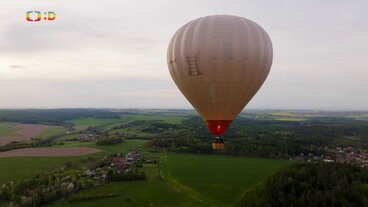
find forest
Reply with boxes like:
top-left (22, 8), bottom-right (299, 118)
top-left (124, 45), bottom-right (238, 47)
top-left (152, 116), bottom-right (368, 159)
top-left (241, 162), bottom-right (368, 207)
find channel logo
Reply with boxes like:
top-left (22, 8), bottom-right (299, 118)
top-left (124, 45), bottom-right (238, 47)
top-left (26, 11), bottom-right (56, 22)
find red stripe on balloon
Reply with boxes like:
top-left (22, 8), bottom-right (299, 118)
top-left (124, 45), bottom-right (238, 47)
top-left (205, 120), bottom-right (232, 136)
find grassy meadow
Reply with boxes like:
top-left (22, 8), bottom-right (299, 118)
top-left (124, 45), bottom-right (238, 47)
top-left (161, 153), bottom-right (291, 206)
top-left (56, 139), bottom-right (150, 154)
top-left (67, 118), bottom-right (122, 131)
top-left (125, 114), bottom-right (185, 124)
top-left (0, 123), bottom-right (16, 136)
top-left (37, 126), bottom-right (67, 138)
top-left (0, 156), bottom-right (84, 186)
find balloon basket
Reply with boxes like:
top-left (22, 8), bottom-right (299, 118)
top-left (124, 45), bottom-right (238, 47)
top-left (212, 137), bottom-right (225, 150)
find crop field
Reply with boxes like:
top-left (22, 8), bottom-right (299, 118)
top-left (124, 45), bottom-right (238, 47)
top-left (126, 114), bottom-right (185, 124)
top-left (0, 147), bottom-right (101, 157)
top-left (94, 114), bottom-right (187, 138)
top-left (0, 123), bottom-right (67, 145)
top-left (67, 118), bottom-right (122, 131)
top-left (37, 126), bottom-right (67, 138)
top-left (0, 156), bottom-right (85, 186)
top-left (161, 153), bottom-right (291, 206)
top-left (0, 123), bottom-right (16, 137)
top-left (274, 117), bottom-right (306, 121)
top-left (56, 139), bottom-right (149, 154)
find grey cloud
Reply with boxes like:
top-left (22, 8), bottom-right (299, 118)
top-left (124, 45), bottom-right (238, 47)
top-left (9, 65), bottom-right (25, 69)
top-left (0, 0), bottom-right (367, 110)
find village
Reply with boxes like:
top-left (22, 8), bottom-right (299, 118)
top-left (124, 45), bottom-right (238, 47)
top-left (0, 150), bottom-right (154, 207)
top-left (83, 150), bottom-right (146, 184)
top-left (295, 146), bottom-right (368, 168)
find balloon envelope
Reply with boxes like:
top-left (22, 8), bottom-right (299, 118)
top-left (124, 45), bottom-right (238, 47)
top-left (167, 15), bottom-right (273, 136)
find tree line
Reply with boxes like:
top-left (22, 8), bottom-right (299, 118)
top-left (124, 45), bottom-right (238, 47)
top-left (241, 162), bottom-right (368, 207)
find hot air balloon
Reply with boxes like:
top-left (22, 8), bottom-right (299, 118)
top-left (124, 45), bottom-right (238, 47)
top-left (167, 15), bottom-right (273, 149)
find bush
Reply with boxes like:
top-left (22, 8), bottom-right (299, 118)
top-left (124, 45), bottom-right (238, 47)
top-left (96, 136), bottom-right (124, 145)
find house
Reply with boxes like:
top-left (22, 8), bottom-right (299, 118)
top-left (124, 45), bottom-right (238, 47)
top-left (78, 134), bottom-right (96, 141)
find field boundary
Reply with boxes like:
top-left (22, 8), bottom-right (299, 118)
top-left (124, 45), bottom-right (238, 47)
top-left (160, 153), bottom-right (221, 207)
top-left (0, 147), bottom-right (101, 157)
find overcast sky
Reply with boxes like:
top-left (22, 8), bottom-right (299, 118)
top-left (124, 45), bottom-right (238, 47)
top-left (0, 0), bottom-right (367, 110)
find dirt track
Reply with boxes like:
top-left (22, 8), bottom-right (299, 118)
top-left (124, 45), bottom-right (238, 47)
top-left (0, 147), bottom-right (101, 157)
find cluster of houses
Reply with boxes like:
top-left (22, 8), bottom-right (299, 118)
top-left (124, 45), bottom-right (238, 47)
top-left (82, 151), bottom-right (142, 183)
top-left (295, 146), bottom-right (368, 168)
top-left (1, 151), bottom-right (145, 206)
top-left (325, 146), bottom-right (368, 167)
top-left (77, 134), bottom-right (97, 142)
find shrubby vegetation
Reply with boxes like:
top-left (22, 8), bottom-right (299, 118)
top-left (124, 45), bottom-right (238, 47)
top-left (141, 122), bottom-right (179, 133)
top-left (96, 135), bottom-right (124, 145)
top-left (0, 167), bottom-right (94, 207)
top-left (0, 135), bottom-right (65, 153)
top-left (107, 169), bottom-right (145, 181)
top-left (241, 162), bottom-right (368, 207)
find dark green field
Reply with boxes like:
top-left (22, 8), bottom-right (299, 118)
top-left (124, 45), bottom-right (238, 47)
top-left (0, 123), bottom-right (16, 137)
top-left (162, 153), bottom-right (290, 206)
top-left (50, 152), bottom-right (289, 207)
top-left (0, 156), bottom-right (85, 186)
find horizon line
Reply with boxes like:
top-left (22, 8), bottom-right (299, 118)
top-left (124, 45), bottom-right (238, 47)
top-left (0, 107), bottom-right (367, 112)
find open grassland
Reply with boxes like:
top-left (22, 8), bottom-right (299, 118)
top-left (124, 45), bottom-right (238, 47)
top-left (67, 118), bottom-right (122, 131)
top-left (56, 139), bottom-right (149, 154)
top-left (65, 114), bottom-right (185, 139)
top-left (269, 112), bottom-right (307, 121)
top-left (270, 111), bottom-right (300, 117)
top-left (125, 114), bottom-right (185, 124)
top-left (37, 126), bottom-right (66, 138)
top-left (162, 153), bottom-right (291, 207)
top-left (274, 117), bottom-right (306, 121)
top-left (0, 156), bottom-right (86, 186)
top-left (0, 123), bottom-right (16, 136)
top-left (0, 147), bottom-right (101, 157)
top-left (352, 114), bottom-right (368, 120)
top-left (102, 114), bottom-right (186, 138)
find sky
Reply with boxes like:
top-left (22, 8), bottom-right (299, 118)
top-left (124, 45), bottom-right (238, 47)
top-left (0, 0), bottom-right (367, 110)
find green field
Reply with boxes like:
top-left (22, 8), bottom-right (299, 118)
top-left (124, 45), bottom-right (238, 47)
top-left (38, 126), bottom-right (67, 138)
top-left (0, 156), bottom-right (84, 186)
top-left (50, 152), bottom-right (290, 207)
top-left (162, 153), bottom-right (291, 206)
top-left (67, 118), bottom-right (123, 131)
top-left (57, 139), bottom-right (149, 154)
top-left (126, 114), bottom-right (185, 124)
top-left (274, 117), bottom-right (306, 121)
top-left (0, 123), bottom-right (16, 136)
top-left (96, 114), bottom-right (186, 138)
